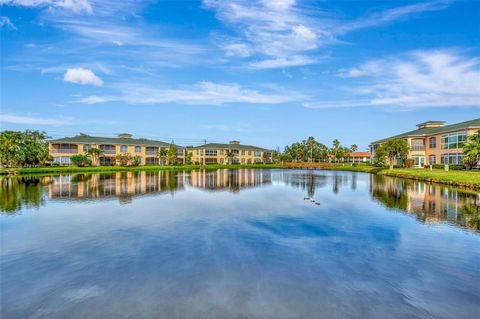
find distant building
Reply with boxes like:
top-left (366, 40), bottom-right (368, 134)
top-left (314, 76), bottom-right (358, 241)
top-left (49, 133), bottom-right (184, 165)
top-left (370, 119), bottom-right (480, 167)
top-left (188, 141), bottom-right (273, 165)
top-left (346, 152), bottom-right (371, 163)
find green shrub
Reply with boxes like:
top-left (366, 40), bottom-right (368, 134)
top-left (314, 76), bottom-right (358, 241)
top-left (70, 155), bottom-right (92, 167)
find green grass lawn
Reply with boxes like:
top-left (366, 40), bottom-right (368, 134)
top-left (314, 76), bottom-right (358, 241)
top-left (0, 163), bottom-right (282, 175)
top-left (323, 164), bottom-right (480, 190)
top-left (377, 168), bottom-right (480, 188)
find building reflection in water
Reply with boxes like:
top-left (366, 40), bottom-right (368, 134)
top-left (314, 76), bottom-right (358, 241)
top-left (189, 169), bottom-right (271, 193)
top-left (370, 174), bottom-right (480, 232)
top-left (49, 169), bottom-right (271, 202)
top-left (2, 169), bottom-right (478, 232)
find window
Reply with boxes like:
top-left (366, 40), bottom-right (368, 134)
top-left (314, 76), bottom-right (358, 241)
top-left (429, 137), bottom-right (436, 149)
top-left (442, 133), bottom-right (467, 150)
top-left (52, 143), bottom-right (78, 154)
top-left (205, 149), bottom-right (217, 156)
top-left (219, 149), bottom-right (224, 155)
top-left (220, 158), bottom-right (224, 164)
top-left (135, 146), bottom-right (141, 153)
top-left (248, 151), bottom-right (252, 156)
top-left (241, 158), bottom-right (245, 164)
top-left (99, 144), bottom-right (116, 154)
top-left (145, 157), bottom-right (159, 165)
top-left (429, 155), bottom-right (436, 164)
top-left (83, 144), bottom-right (91, 152)
top-left (53, 156), bottom-right (71, 164)
top-left (254, 151), bottom-right (261, 157)
top-left (241, 150), bottom-right (245, 155)
top-left (441, 153), bottom-right (465, 164)
top-left (120, 145), bottom-right (128, 153)
top-left (145, 147), bottom-right (158, 155)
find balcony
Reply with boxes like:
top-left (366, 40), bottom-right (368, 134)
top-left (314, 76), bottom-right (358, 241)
top-left (50, 144), bottom-right (78, 154)
top-left (411, 146), bottom-right (426, 152)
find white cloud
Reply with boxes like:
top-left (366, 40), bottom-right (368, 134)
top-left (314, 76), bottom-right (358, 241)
top-left (76, 81), bottom-right (305, 105)
top-left (63, 67), bottom-right (103, 86)
top-left (330, 50), bottom-right (480, 109)
top-left (338, 0), bottom-right (453, 33)
top-left (0, 0), bottom-right (93, 13)
top-left (204, 0), bottom-right (452, 69)
top-left (0, 113), bottom-right (73, 126)
top-left (222, 42), bottom-right (252, 57)
top-left (0, 16), bottom-right (16, 29)
top-left (249, 55), bottom-right (317, 69)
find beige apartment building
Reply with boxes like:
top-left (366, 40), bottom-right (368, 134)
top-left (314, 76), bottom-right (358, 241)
top-left (49, 133), bottom-right (184, 165)
top-left (370, 119), bottom-right (480, 167)
top-left (188, 141), bottom-right (273, 165)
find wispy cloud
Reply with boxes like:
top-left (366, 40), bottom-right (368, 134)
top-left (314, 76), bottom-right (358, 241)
top-left (0, 16), bottom-right (16, 29)
top-left (76, 81), bottom-right (305, 105)
top-left (204, 0), bottom-right (453, 69)
top-left (337, 0), bottom-right (453, 33)
top-left (63, 67), bottom-right (103, 86)
top-left (0, 0), bottom-right (93, 14)
top-left (310, 50), bottom-right (480, 109)
top-left (0, 113), bottom-right (73, 126)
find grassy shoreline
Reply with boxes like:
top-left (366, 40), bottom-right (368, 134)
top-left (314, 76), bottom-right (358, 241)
top-left (0, 164), bottom-right (282, 175)
top-left (322, 165), bottom-right (480, 190)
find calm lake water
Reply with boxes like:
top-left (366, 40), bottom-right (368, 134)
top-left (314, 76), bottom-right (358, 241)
top-left (1, 169), bottom-right (479, 319)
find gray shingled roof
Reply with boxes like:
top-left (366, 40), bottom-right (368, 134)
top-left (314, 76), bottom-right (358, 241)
top-left (371, 118), bottom-right (480, 144)
top-left (190, 143), bottom-right (272, 152)
top-left (50, 135), bottom-right (176, 147)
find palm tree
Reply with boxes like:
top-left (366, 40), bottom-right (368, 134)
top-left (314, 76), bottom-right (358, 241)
top-left (332, 139), bottom-right (340, 162)
top-left (158, 148), bottom-right (168, 165)
top-left (350, 144), bottom-right (358, 152)
top-left (225, 150), bottom-right (235, 164)
top-left (462, 131), bottom-right (480, 169)
top-left (306, 136), bottom-right (316, 162)
top-left (85, 147), bottom-right (103, 166)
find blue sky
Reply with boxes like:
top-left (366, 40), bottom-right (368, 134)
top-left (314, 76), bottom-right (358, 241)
top-left (1, 0), bottom-right (479, 150)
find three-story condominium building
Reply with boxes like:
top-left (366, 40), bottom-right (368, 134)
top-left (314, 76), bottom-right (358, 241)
top-left (49, 133), bottom-right (184, 165)
top-left (370, 119), bottom-right (480, 167)
top-left (188, 141), bottom-right (273, 165)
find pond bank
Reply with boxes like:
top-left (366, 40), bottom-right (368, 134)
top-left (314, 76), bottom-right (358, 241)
top-left (321, 165), bottom-right (480, 191)
top-left (0, 164), bottom-right (282, 176)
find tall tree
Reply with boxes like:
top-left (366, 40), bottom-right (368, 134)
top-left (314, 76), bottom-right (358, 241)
top-left (462, 130), bottom-right (480, 170)
top-left (379, 138), bottom-right (410, 169)
top-left (167, 143), bottom-right (179, 165)
top-left (306, 136), bottom-right (316, 162)
top-left (350, 144), bottom-right (358, 152)
top-left (331, 139), bottom-right (340, 162)
top-left (184, 151), bottom-right (193, 165)
top-left (225, 150), bottom-right (236, 164)
top-left (0, 130), bottom-right (50, 167)
top-left (158, 148), bottom-right (168, 165)
top-left (85, 147), bottom-right (103, 166)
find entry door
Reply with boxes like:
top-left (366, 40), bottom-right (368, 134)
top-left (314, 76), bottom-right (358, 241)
top-left (418, 156), bottom-right (425, 168)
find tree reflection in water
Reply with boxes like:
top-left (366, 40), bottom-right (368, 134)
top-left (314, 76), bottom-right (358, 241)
top-left (370, 174), bottom-right (480, 232)
top-left (1, 169), bottom-right (478, 232)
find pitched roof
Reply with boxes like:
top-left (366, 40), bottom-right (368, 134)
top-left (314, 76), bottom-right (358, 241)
top-left (190, 143), bottom-right (272, 152)
top-left (349, 152), bottom-right (370, 157)
top-left (371, 118), bottom-right (480, 144)
top-left (49, 135), bottom-right (174, 147)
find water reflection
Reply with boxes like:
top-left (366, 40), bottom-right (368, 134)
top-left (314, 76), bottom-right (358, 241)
top-left (371, 174), bottom-right (480, 231)
top-left (0, 169), bottom-right (272, 211)
top-left (0, 177), bottom-right (49, 213)
top-left (1, 169), bottom-right (479, 319)
top-left (1, 169), bottom-right (479, 232)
